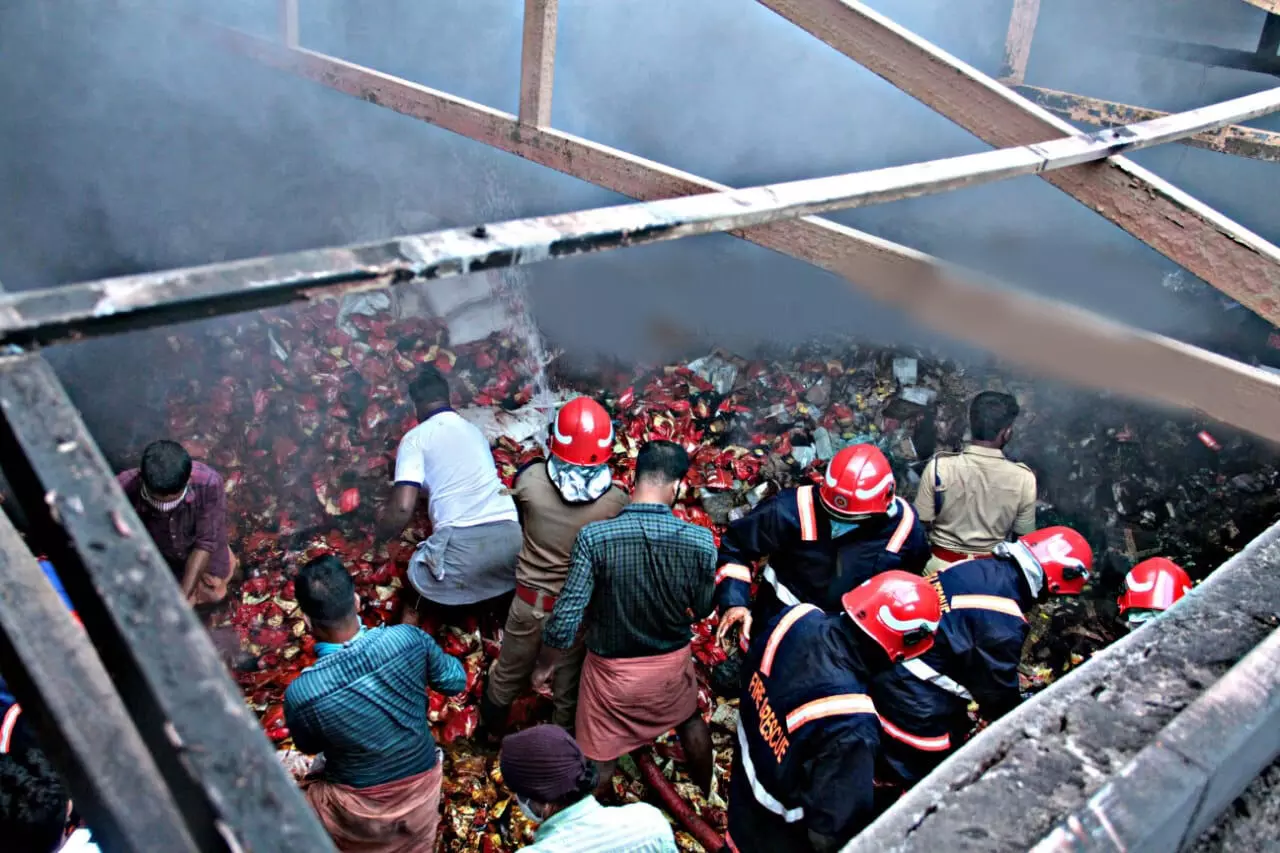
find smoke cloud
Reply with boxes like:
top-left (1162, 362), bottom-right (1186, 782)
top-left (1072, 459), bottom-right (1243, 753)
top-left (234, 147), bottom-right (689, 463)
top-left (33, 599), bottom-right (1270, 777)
top-left (0, 0), bottom-right (1277, 459)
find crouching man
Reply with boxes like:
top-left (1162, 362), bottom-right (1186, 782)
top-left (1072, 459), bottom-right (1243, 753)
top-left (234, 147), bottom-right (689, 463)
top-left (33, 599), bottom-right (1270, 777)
top-left (285, 555), bottom-right (466, 853)
top-left (727, 572), bottom-right (943, 852)
top-left (500, 725), bottom-right (677, 852)
top-left (117, 440), bottom-right (237, 606)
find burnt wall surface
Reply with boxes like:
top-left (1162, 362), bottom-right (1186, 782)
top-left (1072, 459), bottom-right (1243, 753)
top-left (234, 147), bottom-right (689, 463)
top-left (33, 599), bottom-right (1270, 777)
top-left (848, 521), bottom-right (1280, 853)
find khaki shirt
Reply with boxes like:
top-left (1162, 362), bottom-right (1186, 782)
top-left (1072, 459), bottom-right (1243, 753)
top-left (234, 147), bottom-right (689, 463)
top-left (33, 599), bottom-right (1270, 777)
top-left (914, 445), bottom-right (1036, 553)
top-left (512, 462), bottom-right (629, 595)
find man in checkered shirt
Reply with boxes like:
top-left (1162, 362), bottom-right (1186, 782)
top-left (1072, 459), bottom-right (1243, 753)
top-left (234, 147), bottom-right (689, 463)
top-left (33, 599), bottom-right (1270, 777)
top-left (542, 441), bottom-right (717, 795)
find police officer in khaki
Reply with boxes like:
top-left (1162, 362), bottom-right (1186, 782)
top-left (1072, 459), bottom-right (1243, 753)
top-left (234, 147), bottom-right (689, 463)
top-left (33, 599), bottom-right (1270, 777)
top-left (914, 391), bottom-right (1036, 575)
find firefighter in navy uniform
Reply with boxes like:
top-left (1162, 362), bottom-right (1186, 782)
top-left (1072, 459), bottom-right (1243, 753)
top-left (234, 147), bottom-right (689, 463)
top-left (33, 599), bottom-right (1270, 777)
top-left (715, 444), bottom-right (929, 649)
top-left (870, 526), bottom-right (1094, 788)
top-left (726, 570), bottom-right (943, 852)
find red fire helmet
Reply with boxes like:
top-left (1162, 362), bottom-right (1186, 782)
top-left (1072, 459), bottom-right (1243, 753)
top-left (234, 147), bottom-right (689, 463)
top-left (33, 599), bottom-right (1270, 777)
top-left (1117, 557), bottom-right (1191, 616)
top-left (819, 444), bottom-right (896, 519)
top-left (549, 397), bottom-right (615, 467)
top-left (1019, 526), bottom-right (1093, 595)
top-left (841, 570), bottom-right (943, 664)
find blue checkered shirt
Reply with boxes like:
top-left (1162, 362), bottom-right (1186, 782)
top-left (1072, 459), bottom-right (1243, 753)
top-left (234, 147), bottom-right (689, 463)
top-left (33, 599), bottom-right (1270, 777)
top-left (284, 625), bottom-right (466, 787)
top-left (543, 503), bottom-right (717, 658)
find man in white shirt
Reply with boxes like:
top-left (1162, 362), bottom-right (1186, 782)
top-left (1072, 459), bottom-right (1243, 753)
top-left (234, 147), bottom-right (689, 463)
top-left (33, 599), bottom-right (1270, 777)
top-left (378, 366), bottom-right (521, 622)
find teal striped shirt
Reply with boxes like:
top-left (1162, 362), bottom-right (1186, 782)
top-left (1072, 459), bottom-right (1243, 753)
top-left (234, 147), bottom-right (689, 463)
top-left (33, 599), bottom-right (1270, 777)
top-left (284, 625), bottom-right (465, 787)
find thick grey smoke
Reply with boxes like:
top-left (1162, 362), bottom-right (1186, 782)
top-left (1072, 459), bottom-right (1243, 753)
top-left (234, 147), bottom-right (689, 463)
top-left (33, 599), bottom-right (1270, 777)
top-left (0, 0), bottom-right (1277, 457)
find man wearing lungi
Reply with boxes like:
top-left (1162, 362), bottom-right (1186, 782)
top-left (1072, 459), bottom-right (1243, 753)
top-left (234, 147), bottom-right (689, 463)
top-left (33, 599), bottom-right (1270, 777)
top-left (286, 555), bottom-right (467, 852)
top-left (378, 366), bottom-right (521, 624)
top-left (542, 440), bottom-right (717, 795)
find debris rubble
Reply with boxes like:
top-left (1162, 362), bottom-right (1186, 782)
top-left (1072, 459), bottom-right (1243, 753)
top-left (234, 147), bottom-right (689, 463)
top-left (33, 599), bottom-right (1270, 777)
top-left (159, 300), bottom-right (1280, 851)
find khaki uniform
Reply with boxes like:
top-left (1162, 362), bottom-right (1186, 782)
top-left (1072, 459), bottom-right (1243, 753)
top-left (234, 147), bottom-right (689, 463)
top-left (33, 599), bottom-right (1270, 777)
top-left (914, 445), bottom-right (1036, 575)
top-left (487, 462), bottom-right (628, 727)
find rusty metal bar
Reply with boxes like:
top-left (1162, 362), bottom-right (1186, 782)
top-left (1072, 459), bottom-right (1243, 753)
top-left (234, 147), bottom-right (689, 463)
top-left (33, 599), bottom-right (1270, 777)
top-left (755, 0), bottom-right (1280, 327)
top-left (4, 83), bottom-right (1279, 347)
top-left (278, 0), bottom-right (298, 48)
top-left (0, 353), bottom-right (336, 853)
top-left (999, 0), bottom-right (1040, 83)
top-left (21, 30), bottom-right (1280, 446)
top-left (0, 511), bottom-right (199, 853)
top-left (518, 0), bottom-right (558, 126)
top-left (1009, 83), bottom-right (1280, 163)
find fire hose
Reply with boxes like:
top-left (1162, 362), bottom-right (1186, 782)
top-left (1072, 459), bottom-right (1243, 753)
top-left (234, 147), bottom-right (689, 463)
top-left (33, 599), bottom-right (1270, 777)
top-left (636, 750), bottom-right (727, 852)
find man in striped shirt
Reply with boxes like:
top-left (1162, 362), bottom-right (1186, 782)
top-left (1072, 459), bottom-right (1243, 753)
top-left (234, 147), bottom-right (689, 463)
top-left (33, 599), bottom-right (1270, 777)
top-left (285, 555), bottom-right (466, 852)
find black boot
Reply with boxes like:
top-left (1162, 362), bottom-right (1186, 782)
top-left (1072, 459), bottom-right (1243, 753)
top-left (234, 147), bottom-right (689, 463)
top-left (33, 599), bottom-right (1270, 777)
top-left (478, 689), bottom-right (510, 740)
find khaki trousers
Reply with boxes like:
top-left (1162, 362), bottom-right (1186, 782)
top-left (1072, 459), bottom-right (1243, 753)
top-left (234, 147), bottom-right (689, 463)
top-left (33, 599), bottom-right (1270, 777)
top-left (486, 593), bottom-right (586, 729)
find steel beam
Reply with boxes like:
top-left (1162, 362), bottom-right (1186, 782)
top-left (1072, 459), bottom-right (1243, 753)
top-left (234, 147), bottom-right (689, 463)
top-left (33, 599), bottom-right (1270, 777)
top-left (4, 84), bottom-right (1280, 346)
top-left (999, 0), bottom-right (1040, 83)
top-left (0, 353), bottom-right (335, 853)
top-left (755, 0), bottom-right (1280, 326)
top-left (518, 0), bottom-right (558, 126)
top-left (0, 512), bottom-right (199, 853)
top-left (59, 32), bottom-right (1280, 444)
top-left (1010, 83), bottom-right (1280, 163)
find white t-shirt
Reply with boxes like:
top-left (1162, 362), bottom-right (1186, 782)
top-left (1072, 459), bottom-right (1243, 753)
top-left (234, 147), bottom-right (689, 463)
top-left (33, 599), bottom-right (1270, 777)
top-left (393, 410), bottom-right (517, 530)
top-left (60, 829), bottom-right (101, 852)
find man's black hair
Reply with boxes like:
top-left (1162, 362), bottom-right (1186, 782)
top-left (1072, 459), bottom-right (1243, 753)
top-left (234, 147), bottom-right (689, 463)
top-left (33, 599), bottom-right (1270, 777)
top-left (970, 391), bottom-right (1020, 442)
top-left (407, 366), bottom-right (450, 410)
top-left (296, 554), bottom-right (357, 630)
top-left (634, 440), bottom-right (690, 485)
top-left (0, 748), bottom-right (69, 853)
top-left (140, 439), bottom-right (192, 495)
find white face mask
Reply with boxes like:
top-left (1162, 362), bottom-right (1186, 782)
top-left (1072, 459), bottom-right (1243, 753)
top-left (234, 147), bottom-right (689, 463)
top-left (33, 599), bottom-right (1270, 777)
top-left (141, 484), bottom-right (187, 512)
top-left (516, 795), bottom-right (545, 826)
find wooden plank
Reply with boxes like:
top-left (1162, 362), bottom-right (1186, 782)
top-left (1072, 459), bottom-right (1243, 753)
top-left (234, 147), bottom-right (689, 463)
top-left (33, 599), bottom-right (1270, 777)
top-left (0, 513), bottom-right (199, 853)
top-left (163, 31), bottom-right (1280, 443)
top-left (5, 84), bottom-right (1280, 347)
top-left (518, 0), bottom-right (558, 126)
top-left (278, 0), bottom-right (298, 48)
top-left (1010, 83), bottom-right (1280, 163)
top-left (999, 0), bottom-right (1040, 83)
top-left (755, 0), bottom-right (1280, 327)
top-left (1243, 0), bottom-right (1280, 16)
top-left (0, 353), bottom-right (336, 853)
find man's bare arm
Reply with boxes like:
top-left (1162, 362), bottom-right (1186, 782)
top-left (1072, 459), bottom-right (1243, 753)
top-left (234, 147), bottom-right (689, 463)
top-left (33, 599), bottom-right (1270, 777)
top-left (377, 484), bottom-right (420, 542)
top-left (181, 548), bottom-right (211, 600)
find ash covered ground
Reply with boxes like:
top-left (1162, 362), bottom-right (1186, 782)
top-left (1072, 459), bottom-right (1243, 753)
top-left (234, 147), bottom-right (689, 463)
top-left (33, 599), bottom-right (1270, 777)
top-left (151, 296), bottom-right (1280, 852)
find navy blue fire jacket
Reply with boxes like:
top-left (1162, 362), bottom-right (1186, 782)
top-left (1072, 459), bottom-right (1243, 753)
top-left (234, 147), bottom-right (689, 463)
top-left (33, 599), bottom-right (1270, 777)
top-left (727, 603), bottom-right (882, 852)
top-left (870, 555), bottom-right (1034, 786)
top-left (715, 485), bottom-right (929, 620)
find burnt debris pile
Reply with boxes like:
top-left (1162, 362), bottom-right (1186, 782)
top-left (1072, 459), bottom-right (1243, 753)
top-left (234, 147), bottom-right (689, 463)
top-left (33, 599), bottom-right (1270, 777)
top-left (155, 298), bottom-right (1280, 851)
